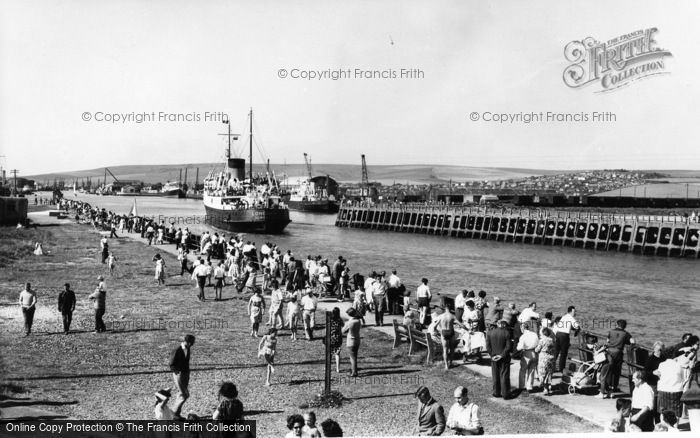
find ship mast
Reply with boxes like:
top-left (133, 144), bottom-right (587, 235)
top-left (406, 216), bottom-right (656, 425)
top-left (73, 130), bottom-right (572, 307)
top-left (249, 108), bottom-right (253, 180)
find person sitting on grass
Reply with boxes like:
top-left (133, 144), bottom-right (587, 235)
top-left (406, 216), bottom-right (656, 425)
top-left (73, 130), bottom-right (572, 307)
top-left (258, 328), bottom-right (278, 386)
top-left (212, 381), bottom-right (244, 421)
top-left (654, 410), bottom-right (679, 432)
top-left (154, 389), bottom-right (174, 420)
top-left (607, 398), bottom-right (631, 432)
top-left (320, 419), bottom-right (343, 437)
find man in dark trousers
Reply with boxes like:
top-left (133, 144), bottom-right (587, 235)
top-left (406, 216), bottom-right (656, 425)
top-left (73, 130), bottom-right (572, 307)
top-left (598, 319), bottom-right (635, 398)
top-left (555, 306), bottom-right (580, 372)
top-left (332, 256), bottom-right (344, 295)
top-left (88, 278), bottom-right (107, 333)
top-left (170, 334), bottom-right (195, 419)
top-left (100, 236), bottom-right (109, 264)
top-left (57, 283), bottom-right (76, 334)
top-left (486, 318), bottom-right (512, 398)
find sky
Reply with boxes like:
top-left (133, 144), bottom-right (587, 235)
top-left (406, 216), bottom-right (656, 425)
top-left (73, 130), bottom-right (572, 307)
top-left (2, 0), bottom-right (700, 176)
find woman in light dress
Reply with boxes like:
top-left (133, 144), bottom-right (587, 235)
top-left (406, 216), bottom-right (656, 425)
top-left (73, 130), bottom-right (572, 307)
top-left (286, 294), bottom-right (301, 341)
top-left (535, 327), bottom-right (557, 395)
top-left (258, 328), bottom-right (278, 386)
top-left (153, 254), bottom-right (166, 285)
top-left (248, 289), bottom-right (266, 337)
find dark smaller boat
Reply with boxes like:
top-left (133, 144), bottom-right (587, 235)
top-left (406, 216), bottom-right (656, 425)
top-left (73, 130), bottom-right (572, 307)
top-left (287, 154), bottom-right (339, 213)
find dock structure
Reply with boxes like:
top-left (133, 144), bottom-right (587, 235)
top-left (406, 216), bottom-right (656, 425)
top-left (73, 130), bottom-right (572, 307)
top-left (335, 203), bottom-right (700, 258)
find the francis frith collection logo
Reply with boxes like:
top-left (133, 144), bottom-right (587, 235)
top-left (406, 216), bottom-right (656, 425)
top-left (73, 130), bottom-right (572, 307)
top-left (563, 28), bottom-right (672, 92)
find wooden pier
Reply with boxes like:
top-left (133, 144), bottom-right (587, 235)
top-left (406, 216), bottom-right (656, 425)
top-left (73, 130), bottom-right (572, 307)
top-left (335, 204), bottom-right (700, 258)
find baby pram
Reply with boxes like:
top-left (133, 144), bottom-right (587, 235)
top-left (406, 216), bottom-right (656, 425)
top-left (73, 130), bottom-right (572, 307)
top-left (562, 356), bottom-right (605, 395)
top-left (313, 273), bottom-right (335, 297)
top-left (455, 329), bottom-right (486, 363)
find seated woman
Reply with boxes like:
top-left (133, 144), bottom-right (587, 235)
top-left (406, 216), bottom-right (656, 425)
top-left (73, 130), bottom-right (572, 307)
top-left (403, 304), bottom-right (420, 329)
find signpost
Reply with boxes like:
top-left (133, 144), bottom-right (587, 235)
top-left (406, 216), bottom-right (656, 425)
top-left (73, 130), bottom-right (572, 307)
top-left (324, 310), bottom-right (332, 395)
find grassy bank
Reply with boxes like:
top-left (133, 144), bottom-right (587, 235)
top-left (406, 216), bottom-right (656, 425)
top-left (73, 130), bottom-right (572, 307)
top-left (0, 222), bottom-right (599, 436)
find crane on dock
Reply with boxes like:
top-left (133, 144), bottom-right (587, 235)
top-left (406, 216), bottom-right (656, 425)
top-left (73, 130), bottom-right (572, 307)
top-left (361, 154), bottom-right (370, 198)
top-left (303, 153), bottom-right (313, 179)
top-left (99, 167), bottom-right (121, 194)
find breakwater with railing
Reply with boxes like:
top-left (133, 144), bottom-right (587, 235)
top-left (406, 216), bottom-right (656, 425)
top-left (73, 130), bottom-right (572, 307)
top-left (335, 204), bottom-right (700, 258)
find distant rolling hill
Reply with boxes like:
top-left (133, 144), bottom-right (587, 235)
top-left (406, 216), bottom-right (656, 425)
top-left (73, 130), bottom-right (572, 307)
top-left (27, 163), bottom-right (563, 186)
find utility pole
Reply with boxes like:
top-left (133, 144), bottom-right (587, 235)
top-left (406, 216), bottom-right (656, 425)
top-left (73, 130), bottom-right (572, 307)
top-left (11, 169), bottom-right (19, 194)
top-left (361, 154), bottom-right (369, 198)
top-left (0, 155), bottom-right (6, 185)
top-left (324, 311), bottom-right (332, 395)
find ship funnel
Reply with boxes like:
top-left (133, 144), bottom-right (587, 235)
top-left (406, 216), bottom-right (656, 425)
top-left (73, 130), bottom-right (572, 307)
top-left (228, 158), bottom-right (246, 180)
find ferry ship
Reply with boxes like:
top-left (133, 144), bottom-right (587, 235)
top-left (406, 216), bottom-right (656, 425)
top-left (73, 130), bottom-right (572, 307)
top-left (116, 181), bottom-right (184, 198)
top-left (202, 110), bottom-right (291, 234)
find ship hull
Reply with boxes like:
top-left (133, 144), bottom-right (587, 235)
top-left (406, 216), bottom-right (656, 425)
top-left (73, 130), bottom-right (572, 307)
top-left (204, 205), bottom-right (291, 234)
top-left (288, 199), bottom-right (339, 213)
top-left (115, 189), bottom-right (184, 198)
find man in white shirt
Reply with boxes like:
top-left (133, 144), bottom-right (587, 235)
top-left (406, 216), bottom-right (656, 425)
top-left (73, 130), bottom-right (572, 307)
top-left (416, 278), bottom-right (431, 326)
top-left (191, 259), bottom-right (209, 301)
top-left (516, 322), bottom-right (540, 392)
top-left (364, 272), bottom-right (376, 312)
top-left (181, 228), bottom-right (189, 249)
top-left (454, 289), bottom-right (469, 325)
top-left (555, 306), bottom-right (580, 372)
top-left (301, 290), bottom-right (317, 340)
top-left (19, 283), bottom-right (37, 336)
top-left (630, 371), bottom-right (655, 431)
top-left (446, 386), bottom-right (483, 435)
top-left (213, 262), bottom-right (226, 301)
top-left (242, 241), bottom-right (253, 256)
top-left (304, 255), bottom-right (313, 277)
top-left (386, 269), bottom-right (402, 314)
top-left (518, 302), bottom-right (539, 325)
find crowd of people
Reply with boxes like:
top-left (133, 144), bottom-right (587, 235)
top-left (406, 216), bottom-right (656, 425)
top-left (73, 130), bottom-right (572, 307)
top-left (14, 198), bottom-right (697, 434)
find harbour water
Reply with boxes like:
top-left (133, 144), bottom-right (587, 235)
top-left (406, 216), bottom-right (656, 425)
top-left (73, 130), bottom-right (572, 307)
top-left (70, 193), bottom-right (700, 343)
